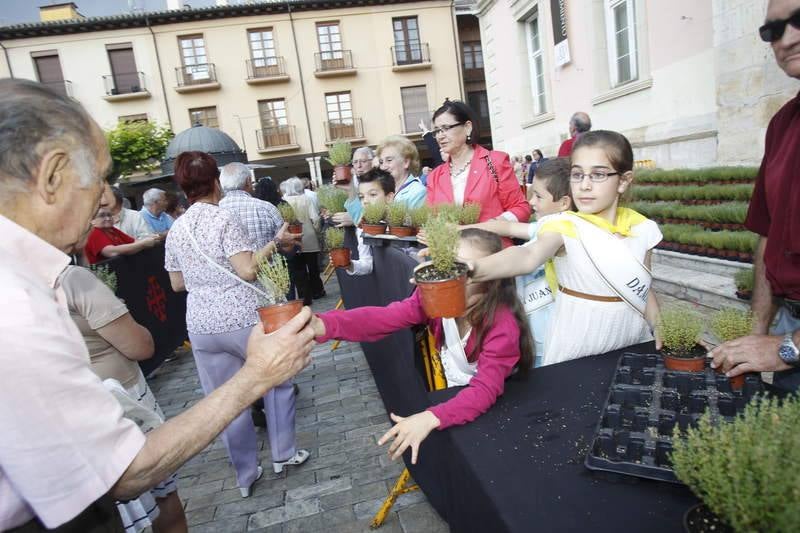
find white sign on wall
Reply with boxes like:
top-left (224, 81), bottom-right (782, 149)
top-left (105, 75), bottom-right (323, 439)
top-left (550, 0), bottom-right (571, 67)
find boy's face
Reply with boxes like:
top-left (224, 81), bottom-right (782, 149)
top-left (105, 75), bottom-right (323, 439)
top-left (358, 181), bottom-right (394, 207)
top-left (529, 176), bottom-right (568, 219)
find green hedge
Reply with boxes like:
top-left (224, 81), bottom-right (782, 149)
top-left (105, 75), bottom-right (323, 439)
top-left (635, 166), bottom-right (757, 184)
top-left (631, 184), bottom-right (754, 202)
top-left (659, 223), bottom-right (758, 253)
top-left (629, 201), bottom-right (748, 224)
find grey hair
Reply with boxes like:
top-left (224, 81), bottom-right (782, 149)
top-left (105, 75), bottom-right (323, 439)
top-left (281, 177), bottom-right (304, 197)
top-left (570, 112), bottom-right (592, 134)
top-left (142, 187), bottom-right (166, 206)
top-left (353, 146), bottom-right (374, 160)
top-left (219, 162), bottom-right (252, 192)
top-left (0, 79), bottom-right (98, 192)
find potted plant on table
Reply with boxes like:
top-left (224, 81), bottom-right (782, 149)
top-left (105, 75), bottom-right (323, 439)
top-left (318, 185), bottom-right (349, 223)
top-left (458, 203), bottom-right (482, 225)
top-left (709, 308), bottom-right (754, 391)
top-left (433, 203), bottom-right (462, 225)
top-left (658, 305), bottom-right (707, 372)
top-left (325, 227), bottom-right (350, 268)
top-left (734, 269), bottom-right (754, 301)
top-left (386, 202), bottom-right (413, 237)
top-left (413, 215), bottom-right (467, 318)
top-left (672, 395), bottom-right (799, 533)
top-left (361, 201), bottom-right (387, 235)
top-left (278, 203), bottom-right (303, 235)
top-left (326, 141), bottom-right (353, 184)
top-left (408, 205), bottom-right (430, 235)
top-left (255, 254), bottom-right (302, 333)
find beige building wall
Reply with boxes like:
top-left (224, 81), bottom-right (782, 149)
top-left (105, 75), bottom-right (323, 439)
top-left (0, 0), bottom-right (460, 178)
top-left (475, 0), bottom-right (753, 168)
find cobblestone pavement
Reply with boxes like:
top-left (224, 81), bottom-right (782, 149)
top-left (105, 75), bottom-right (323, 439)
top-left (148, 280), bottom-right (449, 532)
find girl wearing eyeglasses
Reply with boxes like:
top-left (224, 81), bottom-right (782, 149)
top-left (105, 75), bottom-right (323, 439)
top-left (425, 100), bottom-right (530, 246)
top-left (468, 130), bottom-right (663, 366)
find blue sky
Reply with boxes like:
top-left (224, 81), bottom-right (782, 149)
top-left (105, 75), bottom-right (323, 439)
top-left (0, 0), bottom-right (218, 26)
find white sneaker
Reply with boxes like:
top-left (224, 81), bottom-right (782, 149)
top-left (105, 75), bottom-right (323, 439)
top-left (240, 465), bottom-right (263, 498)
top-left (273, 449), bottom-right (310, 474)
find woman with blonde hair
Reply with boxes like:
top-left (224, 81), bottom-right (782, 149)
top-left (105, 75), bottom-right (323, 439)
top-left (376, 135), bottom-right (427, 209)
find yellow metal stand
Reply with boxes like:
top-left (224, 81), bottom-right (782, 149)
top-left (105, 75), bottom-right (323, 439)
top-left (322, 262), bottom-right (336, 285)
top-left (371, 330), bottom-right (445, 528)
top-left (330, 298), bottom-right (344, 351)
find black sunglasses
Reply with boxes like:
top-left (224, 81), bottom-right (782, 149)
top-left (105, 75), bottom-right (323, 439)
top-left (759, 8), bottom-right (800, 42)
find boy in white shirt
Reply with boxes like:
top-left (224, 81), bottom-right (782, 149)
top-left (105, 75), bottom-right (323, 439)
top-left (343, 168), bottom-right (396, 276)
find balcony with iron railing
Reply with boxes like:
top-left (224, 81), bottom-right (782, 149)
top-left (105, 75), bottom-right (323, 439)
top-left (246, 57), bottom-right (289, 85)
top-left (463, 67), bottom-right (485, 83)
top-left (42, 80), bottom-right (73, 98)
top-left (256, 125), bottom-right (299, 153)
top-left (314, 50), bottom-right (356, 78)
top-left (103, 71), bottom-right (150, 102)
top-left (324, 118), bottom-right (365, 144)
top-left (174, 63), bottom-right (221, 93)
top-left (391, 43), bottom-right (431, 72)
top-left (399, 109), bottom-right (434, 137)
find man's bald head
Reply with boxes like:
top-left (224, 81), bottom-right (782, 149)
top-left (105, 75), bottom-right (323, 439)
top-left (0, 78), bottom-right (107, 193)
top-left (569, 112), bottom-right (592, 137)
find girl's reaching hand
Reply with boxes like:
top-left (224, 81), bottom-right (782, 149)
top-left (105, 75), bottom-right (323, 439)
top-left (309, 314), bottom-right (326, 339)
top-left (378, 411), bottom-right (440, 465)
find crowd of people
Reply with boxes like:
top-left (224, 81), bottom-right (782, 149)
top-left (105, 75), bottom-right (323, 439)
top-left (1, 2), bottom-right (799, 529)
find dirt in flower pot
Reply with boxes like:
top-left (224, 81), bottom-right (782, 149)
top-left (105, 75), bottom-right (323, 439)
top-left (661, 344), bottom-right (707, 372)
top-left (413, 262), bottom-right (469, 318)
top-left (388, 225), bottom-right (415, 238)
top-left (258, 299), bottom-right (304, 334)
top-left (683, 503), bottom-right (733, 533)
top-left (333, 165), bottom-right (352, 185)
top-left (361, 222), bottom-right (387, 236)
top-left (329, 247), bottom-right (351, 268)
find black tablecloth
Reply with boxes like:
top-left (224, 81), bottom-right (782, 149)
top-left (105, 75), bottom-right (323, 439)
top-left (335, 244), bottom-right (697, 532)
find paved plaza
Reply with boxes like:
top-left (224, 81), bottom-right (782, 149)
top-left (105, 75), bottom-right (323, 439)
top-left (148, 280), bottom-right (449, 532)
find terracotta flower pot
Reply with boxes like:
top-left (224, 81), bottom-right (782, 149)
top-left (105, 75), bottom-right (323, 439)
top-left (333, 165), bottom-right (352, 185)
top-left (388, 225), bottom-right (415, 238)
top-left (735, 289), bottom-right (752, 301)
top-left (257, 299), bottom-right (304, 334)
top-left (662, 345), bottom-right (707, 372)
top-left (413, 262), bottom-right (468, 318)
top-left (287, 223), bottom-right (303, 234)
top-left (361, 222), bottom-right (387, 236)
top-left (329, 247), bottom-right (351, 268)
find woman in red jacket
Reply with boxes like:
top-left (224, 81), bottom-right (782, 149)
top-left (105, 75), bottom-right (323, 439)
top-left (311, 229), bottom-right (533, 464)
top-left (426, 100), bottom-right (531, 229)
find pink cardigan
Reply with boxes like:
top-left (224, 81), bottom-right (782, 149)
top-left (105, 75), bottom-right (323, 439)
top-left (426, 145), bottom-right (531, 224)
top-left (315, 290), bottom-right (521, 429)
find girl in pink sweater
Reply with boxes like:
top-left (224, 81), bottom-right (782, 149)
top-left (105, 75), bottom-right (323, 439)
top-left (310, 229), bottom-right (533, 464)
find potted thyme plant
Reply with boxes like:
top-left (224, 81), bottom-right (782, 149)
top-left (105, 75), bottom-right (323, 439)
top-left (458, 203), bottom-right (482, 225)
top-left (734, 269), bottom-right (753, 301)
top-left (325, 227), bottom-right (350, 268)
top-left (361, 201), bottom-right (387, 235)
top-left (658, 305), bottom-right (707, 372)
top-left (408, 205), bottom-right (430, 235)
top-left (413, 214), bottom-right (467, 318)
top-left (710, 308), bottom-right (754, 390)
top-left (672, 395), bottom-right (800, 533)
top-left (317, 185), bottom-right (349, 223)
top-left (255, 254), bottom-right (302, 333)
top-left (386, 202), bottom-right (413, 237)
top-left (278, 202), bottom-right (303, 235)
top-left (326, 141), bottom-right (353, 184)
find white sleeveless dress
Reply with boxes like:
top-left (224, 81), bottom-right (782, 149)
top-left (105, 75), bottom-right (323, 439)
top-left (543, 215), bottom-right (662, 366)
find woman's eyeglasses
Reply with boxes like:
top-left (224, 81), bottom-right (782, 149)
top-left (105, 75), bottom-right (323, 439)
top-left (431, 122), bottom-right (465, 136)
top-left (759, 9), bottom-right (800, 42)
top-left (569, 171), bottom-right (620, 183)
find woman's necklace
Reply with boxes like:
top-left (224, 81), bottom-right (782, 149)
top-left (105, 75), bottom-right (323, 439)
top-left (449, 149), bottom-right (473, 177)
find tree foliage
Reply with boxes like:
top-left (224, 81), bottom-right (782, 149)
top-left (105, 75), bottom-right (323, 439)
top-left (105, 120), bottom-right (173, 178)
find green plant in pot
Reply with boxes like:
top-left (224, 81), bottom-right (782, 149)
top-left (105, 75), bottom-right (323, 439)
top-left (413, 215), bottom-right (467, 318)
top-left (325, 227), bottom-right (350, 268)
top-left (326, 141), bottom-right (353, 184)
top-left (658, 304), bottom-right (707, 372)
top-left (408, 205), bottom-right (430, 234)
top-left (672, 395), bottom-right (800, 533)
top-left (361, 201), bottom-right (387, 235)
top-left (278, 202), bottom-right (302, 234)
top-left (434, 203), bottom-right (462, 225)
top-left (317, 185), bottom-right (348, 219)
top-left (459, 203), bottom-right (482, 225)
top-left (255, 254), bottom-right (302, 334)
top-left (734, 269), bottom-right (754, 301)
top-left (386, 202), bottom-right (413, 237)
top-left (710, 308), bottom-right (754, 390)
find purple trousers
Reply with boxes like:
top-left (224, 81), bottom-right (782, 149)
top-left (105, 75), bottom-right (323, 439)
top-left (189, 326), bottom-right (296, 488)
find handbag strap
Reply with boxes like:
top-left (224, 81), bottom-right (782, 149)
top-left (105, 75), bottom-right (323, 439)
top-left (484, 154), bottom-right (500, 183)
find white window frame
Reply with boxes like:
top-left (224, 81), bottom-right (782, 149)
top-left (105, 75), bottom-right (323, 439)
top-left (605, 0), bottom-right (638, 87)
top-left (524, 12), bottom-right (547, 116)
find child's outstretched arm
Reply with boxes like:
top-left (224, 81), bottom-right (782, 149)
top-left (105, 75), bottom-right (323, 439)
top-left (470, 230), bottom-right (563, 282)
top-left (462, 219), bottom-right (533, 241)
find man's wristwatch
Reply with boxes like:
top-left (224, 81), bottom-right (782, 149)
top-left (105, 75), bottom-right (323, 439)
top-left (778, 333), bottom-right (800, 367)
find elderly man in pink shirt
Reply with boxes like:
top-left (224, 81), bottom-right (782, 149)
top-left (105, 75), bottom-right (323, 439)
top-left (0, 79), bottom-right (316, 532)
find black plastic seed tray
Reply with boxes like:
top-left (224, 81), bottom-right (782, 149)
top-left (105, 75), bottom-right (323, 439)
top-left (585, 351), bottom-right (763, 483)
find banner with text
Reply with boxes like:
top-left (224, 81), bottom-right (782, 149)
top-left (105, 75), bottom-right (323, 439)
top-left (550, 0), bottom-right (570, 67)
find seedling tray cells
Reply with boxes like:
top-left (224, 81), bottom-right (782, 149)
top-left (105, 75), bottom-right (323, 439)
top-left (585, 352), bottom-right (762, 483)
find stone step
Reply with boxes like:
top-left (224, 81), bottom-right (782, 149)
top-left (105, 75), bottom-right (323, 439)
top-left (652, 262), bottom-right (748, 311)
top-left (653, 249), bottom-right (752, 277)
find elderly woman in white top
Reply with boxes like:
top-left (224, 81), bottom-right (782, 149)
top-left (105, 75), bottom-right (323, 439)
top-left (165, 152), bottom-right (309, 498)
top-left (280, 177), bottom-right (324, 305)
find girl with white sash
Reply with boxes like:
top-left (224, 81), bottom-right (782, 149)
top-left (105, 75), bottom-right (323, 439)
top-left (469, 130), bottom-right (663, 366)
